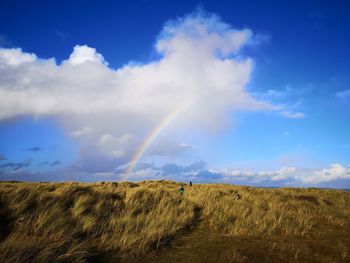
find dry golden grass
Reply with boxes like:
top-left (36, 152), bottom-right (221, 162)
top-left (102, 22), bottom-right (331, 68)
top-left (0, 180), bottom-right (349, 262)
top-left (186, 184), bottom-right (350, 236)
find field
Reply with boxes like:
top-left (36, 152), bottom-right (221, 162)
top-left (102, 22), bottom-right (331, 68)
top-left (0, 180), bottom-right (349, 262)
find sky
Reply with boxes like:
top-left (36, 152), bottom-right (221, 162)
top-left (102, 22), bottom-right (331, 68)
top-left (0, 0), bottom-right (349, 188)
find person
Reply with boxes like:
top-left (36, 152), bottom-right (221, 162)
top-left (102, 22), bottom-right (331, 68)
top-left (189, 181), bottom-right (192, 186)
top-left (179, 185), bottom-right (185, 195)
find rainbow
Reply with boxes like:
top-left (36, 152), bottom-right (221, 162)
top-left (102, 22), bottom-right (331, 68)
top-left (122, 104), bottom-right (187, 180)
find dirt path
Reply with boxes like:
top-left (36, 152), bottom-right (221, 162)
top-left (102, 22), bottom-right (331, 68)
top-left (148, 214), bottom-right (249, 263)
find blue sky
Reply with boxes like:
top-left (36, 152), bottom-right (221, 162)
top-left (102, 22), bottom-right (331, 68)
top-left (0, 0), bottom-right (349, 187)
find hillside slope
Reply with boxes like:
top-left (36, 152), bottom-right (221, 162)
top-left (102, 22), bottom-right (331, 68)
top-left (0, 181), bottom-right (349, 262)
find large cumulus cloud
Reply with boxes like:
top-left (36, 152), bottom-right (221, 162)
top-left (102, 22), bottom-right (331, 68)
top-left (0, 10), bottom-right (297, 175)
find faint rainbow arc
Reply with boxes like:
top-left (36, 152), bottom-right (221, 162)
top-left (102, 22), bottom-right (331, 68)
top-left (122, 105), bottom-right (187, 180)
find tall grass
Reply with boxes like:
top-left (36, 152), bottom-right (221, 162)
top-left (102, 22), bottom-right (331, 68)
top-left (186, 184), bottom-right (350, 237)
top-left (0, 181), bottom-right (349, 262)
top-left (0, 181), bottom-right (195, 262)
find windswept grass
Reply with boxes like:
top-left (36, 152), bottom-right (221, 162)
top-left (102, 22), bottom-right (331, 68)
top-left (0, 181), bottom-right (349, 262)
top-left (186, 184), bottom-right (350, 236)
top-left (0, 181), bottom-right (195, 262)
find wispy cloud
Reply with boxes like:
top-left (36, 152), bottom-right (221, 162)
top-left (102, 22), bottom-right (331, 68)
top-left (23, 146), bottom-right (42, 152)
top-left (50, 160), bottom-right (61, 166)
top-left (0, 154), bottom-right (6, 161)
top-left (55, 30), bottom-right (67, 41)
top-left (49, 145), bottom-right (59, 150)
top-left (336, 89), bottom-right (350, 101)
top-left (70, 127), bottom-right (92, 138)
top-left (253, 87), bottom-right (306, 119)
top-left (280, 111), bottom-right (305, 119)
top-left (0, 35), bottom-right (12, 47)
top-left (0, 159), bottom-right (32, 171)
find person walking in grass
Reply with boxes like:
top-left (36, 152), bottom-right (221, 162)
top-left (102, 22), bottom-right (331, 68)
top-left (179, 185), bottom-right (185, 195)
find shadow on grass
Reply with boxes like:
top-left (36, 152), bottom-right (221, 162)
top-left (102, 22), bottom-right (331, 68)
top-left (0, 199), bottom-right (12, 241)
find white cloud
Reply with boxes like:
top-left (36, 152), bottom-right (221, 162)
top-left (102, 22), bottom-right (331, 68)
top-left (70, 127), bottom-right (92, 138)
top-left (156, 12), bottom-right (253, 57)
top-left (252, 87), bottom-right (306, 119)
top-left (2, 158), bottom-right (349, 187)
top-left (67, 45), bottom-right (108, 66)
top-left (280, 111), bottom-right (305, 119)
top-left (0, 10), bottom-right (301, 174)
top-left (0, 48), bottom-right (36, 67)
top-left (336, 89), bottom-right (350, 101)
top-left (218, 166), bottom-right (298, 182)
top-left (266, 89), bottom-right (286, 98)
top-left (204, 164), bottom-right (350, 185)
top-left (97, 133), bottom-right (136, 158)
top-left (301, 163), bottom-right (350, 184)
top-left (271, 166), bottom-right (297, 181)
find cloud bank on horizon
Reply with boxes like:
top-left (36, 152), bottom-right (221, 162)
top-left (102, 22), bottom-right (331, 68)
top-left (124, 162), bottom-right (350, 187)
top-left (0, 9), bottom-right (348, 186)
top-left (1, 159), bottom-right (349, 187)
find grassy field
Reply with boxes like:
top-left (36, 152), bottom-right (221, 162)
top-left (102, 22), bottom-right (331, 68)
top-left (0, 180), bottom-right (349, 262)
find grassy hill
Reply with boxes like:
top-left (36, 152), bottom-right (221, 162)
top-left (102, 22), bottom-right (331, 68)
top-left (0, 180), bottom-right (349, 262)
